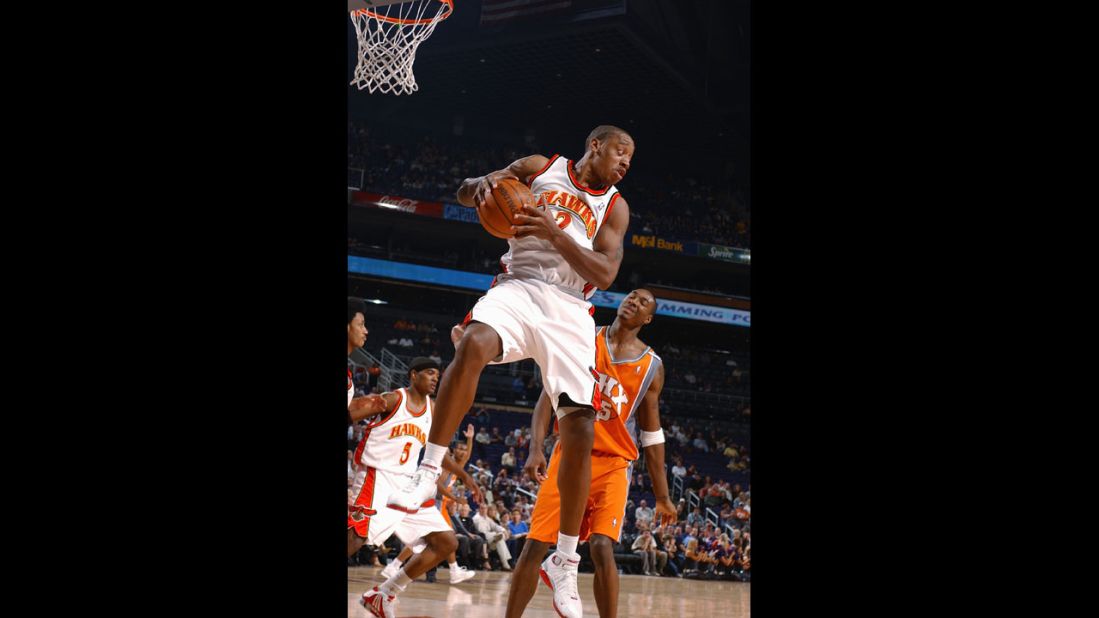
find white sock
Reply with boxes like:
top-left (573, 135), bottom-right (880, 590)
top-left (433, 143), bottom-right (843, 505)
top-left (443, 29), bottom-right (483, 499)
top-left (391, 557), bottom-right (404, 569)
top-left (380, 568), bottom-right (413, 596)
top-left (422, 443), bottom-right (448, 469)
top-left (556, 533), bottom-right (579, 558)
top-left (449, 561), bottom-right (460, 570)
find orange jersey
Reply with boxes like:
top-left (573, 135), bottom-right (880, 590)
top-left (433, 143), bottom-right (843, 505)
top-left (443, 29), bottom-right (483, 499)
top-left (590, 325), bottom-right (663, 461)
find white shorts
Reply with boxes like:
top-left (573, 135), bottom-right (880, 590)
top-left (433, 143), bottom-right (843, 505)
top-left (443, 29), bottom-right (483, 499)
top-left (466, 277), bottom-right (600, 418)
top-left (347, 467), bottom-right (453, 551)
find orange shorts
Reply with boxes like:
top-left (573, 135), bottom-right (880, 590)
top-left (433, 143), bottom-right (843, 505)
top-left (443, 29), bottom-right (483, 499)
top-left (441, 497), bottom-right (454, 528)
top-left (528, 445), bottom-right (632, 543)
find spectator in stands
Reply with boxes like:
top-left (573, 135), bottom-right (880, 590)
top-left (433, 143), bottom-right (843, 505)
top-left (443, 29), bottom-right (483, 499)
top-left (515, 495), bottom-right (533, 519)
top-left (692, 432), bottom-right (710, 453)
top-left (455, 502), bottom-right (493, 570)
top-left (676, 498), bottom-right (688, 520)
top-left (705, 481), bottom-right (725, 508)
top-left (501, 446), bottom-right (517, 472)
top-left (662, 535), bottom-right (681, 577)
top-left (490, 427), bottom-right (503, 445)
top-left (682, 538), bottom-right (709, 577)
top-left (687, 506), bottom-right (705, 528)
top-left (733, 491), bottom-right (748, 510)
top-left (686, 465), bottom-right (703, 490)
top-left (475, 426), bottom-right (491, 460)
top-left (493, 469), bottom-right (515, 507)
top-left (506, 509), bottom-right (529, 566)
top-left (631, 525), bottom-right (658, 576)
top-left (473, 504), bottom-right (513, 571)
top-left (634, 499), bottom-right (654, 527)
top-left (446, 500), bottom-right (487, 571)
top-left (719, 503), bottom-right (735, 527)
top-left (671, 457), bottom-right (687, 482)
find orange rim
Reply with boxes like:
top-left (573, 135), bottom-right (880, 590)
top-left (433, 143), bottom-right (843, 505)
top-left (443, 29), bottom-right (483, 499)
top-left (352, 0), bottom-right (454, 26)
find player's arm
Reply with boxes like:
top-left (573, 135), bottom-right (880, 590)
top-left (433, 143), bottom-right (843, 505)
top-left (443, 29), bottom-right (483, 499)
top-left (637, 363), bottom-right (675, 526)
top-left (513, 195), bottom-right (630, 290)
top-left (348, 391), bottom-right (399, 423)
top-left (441, 454), bottom-right (482, 503)
top-left (522, 390), bottom-right (553, 483)
top-left (457, 423), bottom-right (475, 466)
top-left (436, 478), bottom-right (458, 502)
top-left (456, 155), bottom-right (550, 209)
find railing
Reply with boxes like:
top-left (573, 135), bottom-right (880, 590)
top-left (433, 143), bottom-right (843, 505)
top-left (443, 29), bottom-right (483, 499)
top-left (379, 348), bottom-right (409, 392)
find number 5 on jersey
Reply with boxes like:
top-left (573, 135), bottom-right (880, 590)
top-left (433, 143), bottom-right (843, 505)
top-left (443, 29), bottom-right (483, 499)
top-left (399, 442), bottom-right (412, 465)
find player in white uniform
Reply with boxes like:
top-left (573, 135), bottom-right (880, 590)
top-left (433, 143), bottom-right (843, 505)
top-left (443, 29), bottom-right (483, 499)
top-left (348, 357), bottom-right (481, 618)
top-left (348, 297), bottom-right (384, 424)
top-left (388, 126), bottom-right (635, 618)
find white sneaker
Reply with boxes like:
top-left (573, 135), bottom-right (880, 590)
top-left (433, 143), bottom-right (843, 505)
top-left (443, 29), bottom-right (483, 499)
top-left (449, 565), bottom-right (475, 584)
top-left (360, 586), bottom-right (398, 618)
top-left (386, 465), bottom-right (440, 513)
top-left (539, 551), bottom-right (582, 618)
top-left (379, 561), bottom-right (401, 581)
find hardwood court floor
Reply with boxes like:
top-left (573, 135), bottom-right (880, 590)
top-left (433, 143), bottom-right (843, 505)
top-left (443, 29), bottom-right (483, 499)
top-left (348, 565), bottom-right (750, 617)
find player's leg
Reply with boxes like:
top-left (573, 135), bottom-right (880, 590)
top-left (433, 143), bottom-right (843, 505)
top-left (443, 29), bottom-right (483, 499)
top-left (556, 403), bottom-right (596, 543)
top-left (348, 529), bottom-right (366, 559)
top-left (348, 466), bottom-right (380, 558)
top-left (589, 534), bottom-right (619, 618)
top-left (507, 448), bottom-right (561, 618)
top-left (394, 531), bottom-right (458, 582)
top-left (584, 461), bottom-right (628, 618)
top-left (505, 539), bottom-right (551, 618)
top-left (380, 544), bottom-right (414, 579)
top-left (425, 322), bottom-right (501, 447)
top-left (389, 282), bottom-right (532, 512)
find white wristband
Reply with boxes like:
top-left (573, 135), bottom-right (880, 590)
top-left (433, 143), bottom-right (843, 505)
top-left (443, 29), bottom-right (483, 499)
top-left (640, 428), bottom-right (665, 447)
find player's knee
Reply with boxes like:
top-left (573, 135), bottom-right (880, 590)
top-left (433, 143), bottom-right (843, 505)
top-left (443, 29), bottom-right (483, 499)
top-left (588, 535), bottom-right (615, 566)
top-left (432, 532), bottom-right (459, 556)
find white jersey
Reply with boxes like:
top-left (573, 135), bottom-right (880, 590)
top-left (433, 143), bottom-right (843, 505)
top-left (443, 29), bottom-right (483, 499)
top-left (353, 387), bottom-right (433, 475)
top-left (497, 154), bottom-right (622, 300)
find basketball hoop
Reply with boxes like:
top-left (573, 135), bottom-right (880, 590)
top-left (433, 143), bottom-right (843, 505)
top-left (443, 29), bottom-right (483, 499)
top-left (349, 0), bottom-right (454, 95)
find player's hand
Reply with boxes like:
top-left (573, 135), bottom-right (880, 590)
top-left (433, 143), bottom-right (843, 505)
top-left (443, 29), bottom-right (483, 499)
top-left (473, 170), bottom-right (519, 208)
top-left (464, 424), bottom-right (475, 440)
top-left (512, 203), bottom-right (561, 241)
top-left (348, 393), bottom-right (386, 414)
top-left (465, 478), bottom-right (484, 503)
top-left (654, 497), bottom-right (677, 527)
top-left (523, 449), bottom-right (548, 483)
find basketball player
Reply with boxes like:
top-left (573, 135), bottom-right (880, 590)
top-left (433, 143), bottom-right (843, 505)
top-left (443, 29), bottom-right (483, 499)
top-left (349, 297), bottom-right (385, 424)
top-left (389, 126), bottom-right (635, 618)
top-left (347, 357), bottom-right (481, 617)
top-left (504, 289), bottom-right (676, 618)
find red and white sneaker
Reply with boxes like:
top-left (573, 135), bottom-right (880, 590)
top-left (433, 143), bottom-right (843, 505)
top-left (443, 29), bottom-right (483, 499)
top-left (359, 586), bottom-right (398, 618)
top-left (539, 551), bottom-right (582, 618)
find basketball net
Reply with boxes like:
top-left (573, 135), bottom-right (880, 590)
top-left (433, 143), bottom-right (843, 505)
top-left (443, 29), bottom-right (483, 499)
top-left (350, 0), bottom-right (454, 95)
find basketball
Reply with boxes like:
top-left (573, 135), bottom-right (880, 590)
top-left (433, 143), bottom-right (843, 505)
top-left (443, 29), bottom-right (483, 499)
top-left (479, 178), bottom-right (535, 239)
